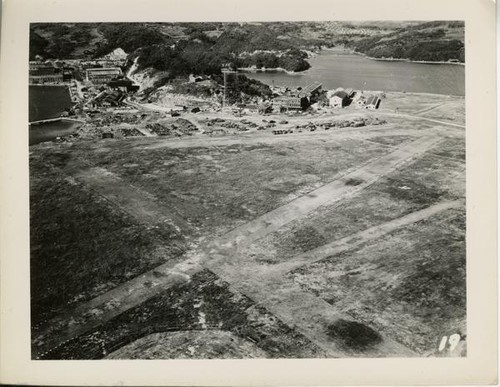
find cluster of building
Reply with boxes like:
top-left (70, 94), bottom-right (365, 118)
top-left (30, 49), bottom-right (141, 113)
top-left (29, 60), bottom-right (127, 87)
top-left (88, 89), bottom-right (127, 108)
top-left (266, 82), bottom-right (382, 113)
top-left (272, 81), bottom-right (323, 112)
top-left (85, 67), bottom-right (123, 84)
top-left (29, 61), bottom-right (74, 84)
top-left (30, 47), bottom-right (128, 87)
top-left (327, 87), bottom-right (381, 110)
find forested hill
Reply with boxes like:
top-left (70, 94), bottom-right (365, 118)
top-left (338, 21), bottom-right (465, 62)
top-left (30, 21), bottom-right (465, 73)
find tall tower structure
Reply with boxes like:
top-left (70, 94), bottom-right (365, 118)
top-left (221, 64), bottom-right (239, 109)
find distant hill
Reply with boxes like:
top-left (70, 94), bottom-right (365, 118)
top-left (30, 21), bottom-right (465, 66)
top-left (335, 21), bottom-right (465, 62)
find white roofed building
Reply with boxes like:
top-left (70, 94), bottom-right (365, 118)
top-left (86, 67), bottom-right (123, 84)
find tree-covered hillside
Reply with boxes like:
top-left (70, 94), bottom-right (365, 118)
top-left (340, 22), bottom-right (465, 62)
top-left (29, 20), bottom-right (465, 68)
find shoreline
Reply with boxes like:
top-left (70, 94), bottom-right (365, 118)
top-left (238, 67), bottom-right (303, 75)
top-left (29, 117), bottom-right (85, 125)
top-left (244, 50), bottom-right (464, 96)
top-left (244, 70), bottom-right (465, 97)
top-left (29, 83), bottom-right (72, 87)
top-left (364, 55), bottom-right (465, 66)
top-left (317, 47), bottom-right (464, 66)
top-left (236, 46), bottom-right (464, 68)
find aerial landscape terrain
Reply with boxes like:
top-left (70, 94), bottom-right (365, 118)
top-left (29, 21), bottom-right (466, 359)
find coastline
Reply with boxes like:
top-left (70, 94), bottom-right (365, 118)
top-left (29, 83), bottom-right (71, 87)
top-left (316, 46), bottom-right (464, 66)
top-left (238, 67), bottom-right (303, 75)
top-left (29, 119), bottom-right (83, 146)
top-left (365, 56), bottom-right (465, 66)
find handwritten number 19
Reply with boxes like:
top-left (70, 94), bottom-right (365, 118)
top-left (438, 334), bottom-right (461, 352)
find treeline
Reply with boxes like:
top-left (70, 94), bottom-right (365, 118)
top-left (29, 23), bottom-right (172, 60)
top-left (212, 24), bottom-right (296, 53)
top-left (212, 73), bottom-right (273, 103)
top-left (236, 49), bottom-right (310, 72)
top-left (30, 21), bottom-right (465, 64)
top-left (136, 29), bottom-right (311, 76)
top-left (30, 22), bottom-right (314, 74)
top-left (364, 39), bottom-right (464, 62)
top-left (30, 23), bottom-right (96, 59)
top-left (137, 39), bottom-right (233, 77)
top-left (93, 23), bottom-right (172, 58)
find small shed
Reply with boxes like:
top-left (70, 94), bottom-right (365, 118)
top-left (329, 91), bottom-right (349, 108)
top-left (365, 95), bottom-right (381, 110)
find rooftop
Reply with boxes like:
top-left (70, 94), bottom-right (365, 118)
top-left (299, 81), bottom-right (322, 97)
top-left (86, 67), bottom-right (122, 75)
top-left (366, 95), bottom-right (380, 105)
top-left (332, 90), bottom-right (348, 99)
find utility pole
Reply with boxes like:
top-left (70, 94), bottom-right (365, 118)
top-left (221, 64), bottom-right (238, 109)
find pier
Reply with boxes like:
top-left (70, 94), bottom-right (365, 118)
top-left (29, 117), bottom-right (85, 125)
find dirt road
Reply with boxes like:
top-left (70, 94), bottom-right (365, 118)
top-left (74, 167), bottom-right (193, 234)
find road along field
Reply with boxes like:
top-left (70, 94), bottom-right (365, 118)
top-left (30, 92), bottom-right (466, 359)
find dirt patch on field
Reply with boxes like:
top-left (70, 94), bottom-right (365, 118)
top-left (327, 319), bottom-right (383, 351)
top-left (370, 151), bottom-right (464, 206)
top-left (430, 137), bottom-right (465, 161)
top-left (368, 135), bottom-right (416, 147)
top-left (105, 330), bottom-right (268, 359)
top-left (344, 177), bottom-right (364, 186)
top-left (283, 226), bottom-right (328, 254)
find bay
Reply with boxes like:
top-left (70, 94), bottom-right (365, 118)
top-left (29, 85), bottom-right (79, 145)
top-left (245, 51), bottom-right (465, 96)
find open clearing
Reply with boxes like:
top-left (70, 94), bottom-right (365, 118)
top-left (30, 92), bottom-right (466, 359)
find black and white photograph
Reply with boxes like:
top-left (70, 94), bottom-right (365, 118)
top-left (1, 0), bottom-right (499, 384)
top-left (28, 20), bottom-right (469, 360)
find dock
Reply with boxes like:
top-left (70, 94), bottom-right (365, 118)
top-left (29, 117), bottom-right (85, 125)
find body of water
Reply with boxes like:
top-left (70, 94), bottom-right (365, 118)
top-left (245, 51), bottom-right (465, 96)
top-left (29, 120), bottom-right (82, 145)
top-left (29, 85), bottom-right (73, 122)
top-left (29, 85), bottom-right (79, 145)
